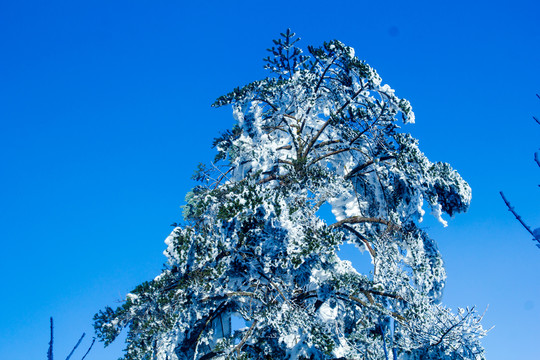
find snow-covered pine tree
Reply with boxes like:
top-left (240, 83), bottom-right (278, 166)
top-left (94, 30), bottom-right (486, 360)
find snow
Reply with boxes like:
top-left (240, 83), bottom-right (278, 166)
top-left (318, 300), bottom-right (338, 321)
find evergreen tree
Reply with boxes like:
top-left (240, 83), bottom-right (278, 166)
top-left (94, 30), bottom-right (486, 360)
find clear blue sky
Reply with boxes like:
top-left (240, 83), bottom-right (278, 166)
top-left (0, 1), bottom-right (538, 359)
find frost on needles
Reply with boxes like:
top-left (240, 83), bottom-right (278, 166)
top-left (94, 30), bottom-right (486, 360)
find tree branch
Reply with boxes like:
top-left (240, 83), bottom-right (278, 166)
top-left (348, 102), bottom-right (387, 146)
top-left (213, 167), bottom-right (234, 189)
top-left (329, 216), bottom-right (398, 230)
top-left (341, 224), bottom-right (376, 258)
top-left (253, 97), bottom-right (278, 111)
top-left (80, 338), bottom-right (95, 360)
top-left (500, 191), bottom-right (539, 242)
top-left (278, 159), bottom-right (295, 166)
top-left (65, 333), bottom-right (85, 360)
top-left (307, 147), bottom-right (354, 167)
top-left (341, 294), bottom-right (406, 322)
top-left (301, 56), bottom-right (339, 132)
top-left (201, 292), bottom-right (257, 302)
top-left (303, 86), bottom-right (366, 158)
top-left (258, 173), bottom-right (287, 185)
top-left (432, 308), bottom-right (473, 347)
top-left (344, 156), bottom-right (395, 180)
top-left (234, 320), bottom-right (258, 355)
top-left (314, 139), bottom-right (344, 149)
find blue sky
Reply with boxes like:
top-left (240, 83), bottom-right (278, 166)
top-left (0, 1), bottom-right (538, 359)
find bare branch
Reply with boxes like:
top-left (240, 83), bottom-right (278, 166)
top-left (80, 338), bottom-right (95, 360)
top-left (65, 333), bottom-right (85, 360)
top-left (499, 191), bottom-right (539, 242)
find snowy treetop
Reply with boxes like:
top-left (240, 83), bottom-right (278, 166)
top-left (94, 30), bottom-right (485, 360)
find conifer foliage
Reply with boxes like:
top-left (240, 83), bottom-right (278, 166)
top-left (94, 30), bottom-right (486, 360)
